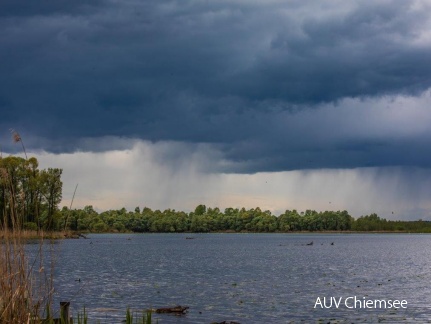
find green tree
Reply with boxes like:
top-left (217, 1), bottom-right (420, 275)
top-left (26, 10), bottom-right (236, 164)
top-left (40, 168), bottom-right (63, 230)
top-left (194, 204), bottom-right (207, 215)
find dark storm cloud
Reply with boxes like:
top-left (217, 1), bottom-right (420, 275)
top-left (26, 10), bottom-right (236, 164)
top-left (0, 0), bottom-right (105, 17)
top-left (1, 0), bottom-right (431, 171)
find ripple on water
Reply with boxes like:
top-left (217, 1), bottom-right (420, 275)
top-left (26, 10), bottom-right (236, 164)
top-left (37, 233), bottom-right (431, 323)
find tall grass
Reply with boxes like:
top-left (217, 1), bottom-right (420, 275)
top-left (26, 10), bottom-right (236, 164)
top-left (0, 226), bottom-right (56, 322)
top-left (125, 308), bottom-right (154, 324)
top-left (1, 131), bottom-right (55, 323)
top-left (76, 306), bottom-right (88, 324)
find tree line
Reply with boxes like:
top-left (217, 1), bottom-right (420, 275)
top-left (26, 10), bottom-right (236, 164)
top-left (3, 156), bottom-right (431, 233)
top-left (58, 205), bottom-right (431, 233)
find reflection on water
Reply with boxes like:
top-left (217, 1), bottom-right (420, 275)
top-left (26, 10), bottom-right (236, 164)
top-left (36, 234), bottom-right (431, 323)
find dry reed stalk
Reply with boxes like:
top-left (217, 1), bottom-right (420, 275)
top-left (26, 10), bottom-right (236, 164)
top-left (1, 132), bottom-right (56, 323)
top-left (2, 229), bottom-right (66, 240)
top-left (10, 129), bottom-right (27, 160)
top-left (1, 228), bottom-right (33, 323)
top-left (1, 229), bottom-right (57, 323)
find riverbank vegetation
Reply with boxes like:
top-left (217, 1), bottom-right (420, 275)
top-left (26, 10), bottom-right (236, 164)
top-left (57, 205), bottom-right (431, 233)
top-left (0, 132), bottom-right (60, 323)
top-left (2, 154), bottom-right (431, 235)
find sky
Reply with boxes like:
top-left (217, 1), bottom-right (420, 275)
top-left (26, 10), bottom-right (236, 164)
top-left (1, 0), bottom-right (431, 219)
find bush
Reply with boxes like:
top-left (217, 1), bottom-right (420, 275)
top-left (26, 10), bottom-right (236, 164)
top-left (23, 222), bottom-right (38, 231)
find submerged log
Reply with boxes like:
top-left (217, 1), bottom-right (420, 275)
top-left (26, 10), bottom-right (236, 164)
top-left (155, 305), bottom-right (189, 314)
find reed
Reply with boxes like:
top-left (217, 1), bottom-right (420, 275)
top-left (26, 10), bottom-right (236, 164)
top-left (1, 131), bottom-right (56, 323)
top-left (145, 309), bottom-right (153, 324)
top-left (125, 308), bottom-right (155, 324)
top-left (0, 228), bottom-right (56, 323)
top-left (1, 229), bottom-right (68, 240)
top-left (10, 129), bottom-right (27, 160)
top-left (126, 307), bottom-right (133, 324)
top-left (76, 306), bottom-right (88, 324)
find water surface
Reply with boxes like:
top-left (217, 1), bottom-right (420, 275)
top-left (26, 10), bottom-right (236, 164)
top-left (35, 233), bottom-right (431, 323)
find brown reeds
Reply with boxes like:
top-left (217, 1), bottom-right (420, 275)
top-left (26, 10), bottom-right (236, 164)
top-left (0, 218), bottom-right (55, 323)
top-left (10, 129), bottom-right (27, 160)
top-left (1, 132), bottom-right (55, 323)
top-left (0, 228), bottom-right (50, 323)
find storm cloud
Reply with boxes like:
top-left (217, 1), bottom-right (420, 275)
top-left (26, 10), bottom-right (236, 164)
top-left (34, 144), bottom-right (431, 220)
top-left (1, 0), bottom-right (431, 172)
top-left (1, 0), bottom-right (431, 220)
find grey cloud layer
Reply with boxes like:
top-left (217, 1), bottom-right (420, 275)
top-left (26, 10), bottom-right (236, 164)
top-left (1, 0), bottom-right (431, 171)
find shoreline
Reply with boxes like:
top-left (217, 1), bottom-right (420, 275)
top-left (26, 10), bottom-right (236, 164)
top-left (69, 230), bottom-right (428, 235)
top-left (2, 229), bottom-right (427, 240)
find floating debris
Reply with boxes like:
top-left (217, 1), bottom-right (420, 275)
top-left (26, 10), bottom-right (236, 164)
top-left (153, 305), bottom-right (189, 314)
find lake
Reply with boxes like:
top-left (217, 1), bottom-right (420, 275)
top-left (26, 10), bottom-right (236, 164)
top-left (36, 233), bottom-right (431, 323)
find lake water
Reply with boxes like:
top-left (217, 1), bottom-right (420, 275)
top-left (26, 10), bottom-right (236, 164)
top-left (35, 233), bottom-right (431, 323)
